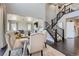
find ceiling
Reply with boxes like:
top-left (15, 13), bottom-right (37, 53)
top-left (6, 3), bottom-right (46, 20)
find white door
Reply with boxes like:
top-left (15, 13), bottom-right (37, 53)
top-left (66, 22), bottom-right (75, 38)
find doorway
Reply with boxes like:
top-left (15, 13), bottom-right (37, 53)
top-left (66, 20), bottom-right (75, 38)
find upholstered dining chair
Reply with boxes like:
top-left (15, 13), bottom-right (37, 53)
top-left (38, 29), bottom-right (47, 48)
top-left (5, 31), bottom-right (23, 56)
top-left (27, 33), bottom-right (45, 56)
top-left (42, 30), bottom-right (47, 48)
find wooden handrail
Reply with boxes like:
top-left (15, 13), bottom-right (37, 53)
top-left (52, 3), bottom-right (73, 28)
top-left (60, 3), bottom-right (72, 12)
top-left (52, 3), bottom-right (72, 21)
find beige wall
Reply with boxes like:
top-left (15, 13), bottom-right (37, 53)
top-left (45, 4), bottom-right (64, 24)
top-left (0, 6), bottom-right (7, 48)
top-left (46, 4), bottom-right (58, 24)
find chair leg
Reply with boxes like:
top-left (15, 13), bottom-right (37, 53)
top-left (9, 50), bottom-right (11, 56)
top-left (45, 42), bottom-right (47, 48)
top-left (30, 54), bottom-right (32, 56)
top-left (41, 50), bottom-right (43, 56)
top-left (27, 48), bottom-right (32, 56)
top-left (27, 48), bottom-right (29, 56)
top-left (22, 48), bottom-right (23, 53)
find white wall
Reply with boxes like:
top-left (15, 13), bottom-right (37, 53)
top-left (58, 10), bottom-right (79, 38)
top-left (6, 3), bottom-right (46, 20)
top-left (0, 7), bottom-right (4, 48)
top-left (46, 4), bottom-right (59, 24)
top-left (0, 7), bottom-right (6, 48)
top-left (58, 10), bottom-right (79, 23)
top-left (58, 10), bottom-right (79, 29)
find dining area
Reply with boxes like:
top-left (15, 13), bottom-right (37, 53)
top-left (4, 29), bottom-right (66, 56)
top-left (2, 13), bottom-right (65, 56)
top-left (4, 29), bottom-right (47, 56)
top-left (4, 14), bottom-right (46, 56)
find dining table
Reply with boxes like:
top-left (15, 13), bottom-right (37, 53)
top-left (16, 35), bottom-right (30, 55)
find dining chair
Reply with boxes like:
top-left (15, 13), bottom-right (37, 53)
top-left (5, 31), bottom-right (23, 56)
top-left (27, 33), bottom-right (45, 56)
top-left (38, 29), bottom-right (47, 48)
top-left (42, 30), bottom-right (47, 48)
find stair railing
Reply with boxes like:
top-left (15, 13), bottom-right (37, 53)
top-left (46, 3), bottom-right (79, 42)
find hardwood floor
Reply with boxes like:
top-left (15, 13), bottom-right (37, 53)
top-left (47, 37), bottom-right (79, 56)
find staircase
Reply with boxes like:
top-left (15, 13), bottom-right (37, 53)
top-left (45, 3), bottom-right (75, 42)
